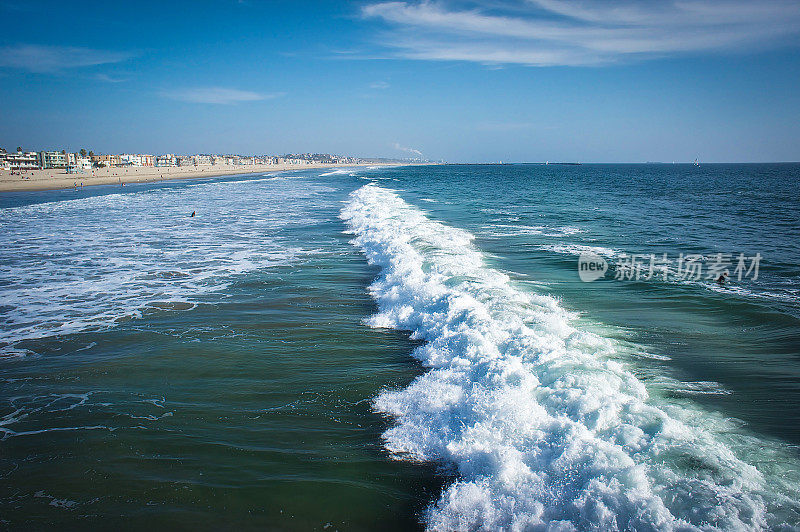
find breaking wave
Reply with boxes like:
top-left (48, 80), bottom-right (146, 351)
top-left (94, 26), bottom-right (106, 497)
top-left (341, 184), bottom-right (800, 530)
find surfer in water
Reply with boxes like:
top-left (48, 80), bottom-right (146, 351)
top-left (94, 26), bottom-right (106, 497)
top-left (191, 211), bottom-right (195, 217)
top-left (716, 272), bottom-right (728, 285)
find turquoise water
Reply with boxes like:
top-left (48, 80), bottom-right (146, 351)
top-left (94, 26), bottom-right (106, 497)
top-left (1, 164), bottom-right (799, 529)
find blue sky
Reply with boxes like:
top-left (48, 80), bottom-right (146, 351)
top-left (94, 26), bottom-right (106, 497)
top-left (1, 0), bottom-right (799, 162)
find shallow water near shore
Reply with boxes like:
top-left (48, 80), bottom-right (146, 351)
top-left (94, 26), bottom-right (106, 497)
top-left (1, 164), bottom-right (799, 529)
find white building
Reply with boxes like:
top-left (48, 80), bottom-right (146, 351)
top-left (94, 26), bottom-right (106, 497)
top-left (3, 151), bottom-right (41, 170)
top-left (119, 154), bottom-right (141, 166)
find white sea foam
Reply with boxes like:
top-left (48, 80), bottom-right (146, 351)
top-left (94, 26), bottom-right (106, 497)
top-left (484, 224), bottom-right (584, 238)
top-left (320, 169), bottom-right (354, 176)
top-left (0, 178), bottom-right (332, 352)
top-left (537, 243), bottom-right (619, 257)
top-left (341, 184), bottom-right (800, 530)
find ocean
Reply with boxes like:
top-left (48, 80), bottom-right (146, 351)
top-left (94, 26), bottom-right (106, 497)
top-left (1, 163), bottom-right (799, 530)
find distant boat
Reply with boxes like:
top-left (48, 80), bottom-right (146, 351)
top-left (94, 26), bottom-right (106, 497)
top-left (694, 158), bottom-right (700, 167)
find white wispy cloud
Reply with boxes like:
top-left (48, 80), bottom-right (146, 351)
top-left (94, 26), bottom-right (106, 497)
top-left (393, 142), bottom-right (424, 157)
top-left (370, 80), bottom-right (391, 89)
top-left (162, 87), bottom-right (284, 105)
top-left (0, 44), bottom-right (134, 73)
top-left (93, 73), bottom-right (128, 83)
top-left (362, 1), bottom-right (800, 66)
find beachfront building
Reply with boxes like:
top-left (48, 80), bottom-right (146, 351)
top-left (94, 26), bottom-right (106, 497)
top-left (156, 154), bottom-right (177, 167)
top-left (38, 151), bottom-right (68, 169)
top-left (117, 154), bottom-right (152, 167)
top-left (114, 154), bottom-right (150, 167)
top-left (65, 153), bottom-right (92, 170)
top-left (119, 154), bottom-right (141, 166)
top-left (174, 155), bottom-right (213, 167)
top-left (212, 155), bottom-right (235, 166)
top-left (91, 154), bottom-right (121, 167)
top-left (1, 150), bottom-right (41, 170)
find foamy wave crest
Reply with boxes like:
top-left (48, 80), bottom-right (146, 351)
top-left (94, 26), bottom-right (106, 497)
top-left (320, 169), bottom-right (354, 176)
top-left (341, 184), bottom-right (800, 530)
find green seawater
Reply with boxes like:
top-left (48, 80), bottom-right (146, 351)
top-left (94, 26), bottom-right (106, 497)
top-left (1, 164), bottom-right (799, 529)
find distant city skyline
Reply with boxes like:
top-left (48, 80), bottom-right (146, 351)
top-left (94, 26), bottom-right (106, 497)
top-left (1, 0), bottom-right (799, 162)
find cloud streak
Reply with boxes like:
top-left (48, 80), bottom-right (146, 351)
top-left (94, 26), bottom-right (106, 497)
top-left (0, 44), bottom-right (134, 73)
top-left (162, 87), bottom-right (283, 105)
top-left (362, 1), bottom-right (800, 66)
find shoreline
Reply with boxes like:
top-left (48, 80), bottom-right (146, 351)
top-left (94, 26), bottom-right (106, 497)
top-left (0, 162), bottom-right (403, 192)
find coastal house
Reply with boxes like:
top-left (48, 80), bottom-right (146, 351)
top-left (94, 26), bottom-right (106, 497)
top-left (212, 155), bottom-right (234, 166)
top-left (91, 154), bottom-right (121, 167)
top-left (64, 153), bottom-right (92, 170)
top-left (4, 151), bottom-right (41, 170)
top-left (38, 151), bottom-right (68, 169)
top-left (117, 154), bottom-right (154, 167)
top-left (119, 154), bottom-right (141, 166)
top-left (156, 154), bottom-right (177, 167)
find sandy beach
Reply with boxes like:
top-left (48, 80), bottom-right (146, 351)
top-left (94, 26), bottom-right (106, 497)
top-left (0, 162), bottom-right (397, 192)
